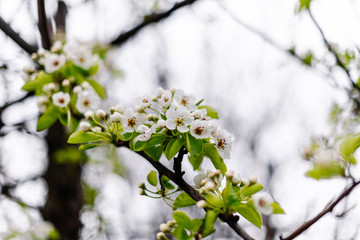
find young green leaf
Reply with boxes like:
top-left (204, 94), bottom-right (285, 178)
top-left (233, 201), bottom-right (262, 228)
top-left (339, 134), bottom-right (360, 164)
top-left (165, 138), bottom-right (184, 160)
top-left (147, 170), bottom-right (157, 186)
top-left (203, 210), bottom-right (218, 237)
top-left (188, 152), bottom-right (204, 171)
top-left (133, 140), bottom-right (147, 152)
top-left (68, 130), bottom-right (111, 144)
top-left (58, 111), bottom-right (69, 126)
top-left (161, 175), bottom-right (175, 190)
top-left (185, 134), bottom-right (203, 158)
top-left (37, 106), bottom-right (58, 131)
top-left (173, 192), bottom-right (197, 208)
top-left (306, 162), bottom-right (345, 180)
top-left (173, 226), bottom-right (189, 240)
top-left (79, 143), bottom-right (102, 151)
top-left (272, 202), bottom-right (285, 214)
top-left (198, 105), bottom-right (219, 119)
top-left (144, 134), bottom-right (166, 149)
top-left (143, 145), bottom-right (164, 162)
top-left (240, 183), bottom-right (264, 198)
top-left (87, 79), bottom-right (106, 99)
top-left (22, 71), bottom-right (52, 92)
top-left (203, 143), bottom-right (227, 174)
top-left (173, 211), bottom-right (193, 230)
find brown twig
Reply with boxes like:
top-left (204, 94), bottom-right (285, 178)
top-left (0, 16), bottom-right (37, 54)
top-left (127, 148), bottom-right (255, 240)
top-left (111, 0), bottom-right (198, 45)
top-left (37, 0), bottom-right (52, 49)
top-left (280, 180), bottom-right (360, 240)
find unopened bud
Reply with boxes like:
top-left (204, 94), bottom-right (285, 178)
top-left (110, 112), bottom-right (122, 122)
top-left (159, 223), bottom-right (170, 233)
top-left (96, 109), bottom-right (106, 119)
top-left (203, 181), bottom-right (216, 191)
top-left (140, 189), bottom-right (147, 196)
top-left (156, 232), bottom-right (167, 240)
top-left (200, 179), bottom-right (208, 187)
top-left (81, 81), bottom-right (91, 89)
top-left (156, 119), bottom-right (166, 128)
top-left (156, 87), bottom-right (165, 97)
top-left (73, 86), bottom-right (82, 94)
top-left (114, 104), bottom-right (124, 114)
top-left (135, 105), bottom-right (144, 113)
top-left (170, 88), bottom-right (176, 94)
top-left (84, 111), bottom-right (94, 119)
top-left (166, 220), bottom-right (176, 227)
top-left (79, 122), bottom-right (91, 132)
top-left (225, 170), bottom-right (234, 179)
top-left (196, 200), bottom-right (207, 208)
top-left (138, 182), bottom-right (146, 189)
top-left (249, 174), bottom-right (258, 185)
top-left (62, 79), bottom-right (70, 87)
top-left (241, 178), bottom-right (250, 186)
top-left (232, 174), bottom-right (241, 185)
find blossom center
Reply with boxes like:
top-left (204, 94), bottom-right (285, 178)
top-left (79, 57), bottom-right (85, 63)
top-left (258, 198), bottom-right (266, 207)
top-left (180, 97), bottom-right (188, 106)
top-left (128, 118), bottom-right (136, 127)
top-left (217, 139), bottom-right (226, 150)
top-left (59, 98), bottom-right (65, 104)
top-left (175, 117), bottom-right (184, 126)
top-left (194, 127), bottom-right (204, 135)
top-left (83, 99), bottom-right (90, 107)
top-left (53, 60), bottom-right (59, 66)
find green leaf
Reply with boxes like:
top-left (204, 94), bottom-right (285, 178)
top-left (306, 162), bottom-right (345, 180)
top-left (147, 170), bottom-right (157, 186)
top-left (87, 80), bottom-right (106, 99)
top-left (79, 143), bottom-right (102, 151)
top-left (144, 134), bottom-right (166, 149)
top-left (161, 175), bottom-right (175, 190)
top-left (58, 111), bottom-right (69, 126)
top-left (173, 226), bottom-right (189, 240)
top-left (133, 140), bottom-right (147, 151)
top-left (272, 202), bottom-right (285, 214)
top-left (68, 130), bottom-right (111, 144)
top-left (37, 106), bottom-right (58, 131)
top-left (203, 143), bottom-right (227, 174)
top-left (173, 211), bottom-right (193, 230)
top-left (203, 210), bottom-right (218, 237)
top-left (173, 192), bottom-right (197, 208)
top-left (339, 134), bottom-right (360, 164)
top-left (143, 146), bottom-right (164, 162)
top-left (191, 219), bottom-right (203, 232)
top-left (240, 183), bottom-right (264, 198)
top-left (198, 105), bottom-right (219, 119)
top-left (22, 71), bottom-right (52, 92)
top-left (188, 152), bottom-right (204, 171)
top-left (185, 134), bottom-right (203, 158)
top-left (297, 0), bottom-right (312, 12)
top-left (165, 138), bottom-right (184, 160)
top-left (233, 201), bottom-right (262, 228)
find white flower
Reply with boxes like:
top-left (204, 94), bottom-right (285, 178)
top-left (52, 92), bottom-right (70, 108)
top-left (232, 174), bottom-right (241, 185)
top-left (213, 129), bottom-right (235, 159)
top-left (190, 120), bottom-right (213, 139)
top-left (121, 108), bottom-right (147, 133)
top-left (114, 104), bottom-right (124, 114)
top-left (315, 149), bottom-right (335, 166)
top-left (63, 42), bottom-right (77, 58)
top-left (73, 48), bottom-right (94, 70)
top-left (75, 90), bottom-right (100, 113)
top-left (173, 89), bottom-right (196, 110)
top-left (110, 112), bottom-right (122, 122)
top-left (156, 119), bottom-right (166, 128)
top-left (158, 90), bottom-right (172, 107)
top-left (165, 105), bottom-right (193, 133)
top-left (137, 94), bottom-right (152, 108)
top-left (44, 53), bottom-right (66, 73)
top-left (253, 192), bottom-right (274, 215)
top-left (135, 125), bottom-right (152, 141)
top-left (193, 172), bottom-right (206, 189)
top-left (192, 109), bottom-right (206, 119)
top-left (79, 121), bottom-right (91, 131)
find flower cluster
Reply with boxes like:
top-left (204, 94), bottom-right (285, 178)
top-left (76, 88), bottom-right (235, 166)
top-left (22, 41), bottom-right (105, 131)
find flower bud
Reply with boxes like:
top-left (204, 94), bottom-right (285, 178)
top-left (200, 179), bottom-right (208, 187)
top-left (156, 119), bottom-right (166, 128)
top-left (92, 126), bottom-right (102, 133)
top-left (249, 174), bottom-right (258, 185)
top-left (81, 81), bottom-right (90, 89)
top-left (110, 112), bottom-right (122, 122)
top-left (138, 182), bottom-right (146, 189)
top-left (159, 223), bottom-right (170, 232)
top-left (156, 87), bottom-right (164, 98)
top-left (196, 200), bottom-right (207, 209)
top-left (156, 232), bottom-right (167, 240)
top-left (166, 220), bottom-right (176, 227)
top-left (84, 111), bottom-right (94, 119)
top-left (225, 170), bottom-right (234, 179)
top-left (73, 86), bottom-right (82, 94)
top-left (135, 105), bottom-right (144, 113)
top-left (203, 181), bottom-right (215, 191)
top-left (241, 178), bottom-right (250, 186)
top-left (140, 189), bottom-right (147, 196)
top-left (96, 109), bottom-right (106, 119)
top-left (170, 88), bottom-right (176, 94)
top-left (61, 79), bottom-right (70, 87)
top-left (232, 174), bottom-right (241, 185)
top-left (79, 122), bottom-right (91, 132)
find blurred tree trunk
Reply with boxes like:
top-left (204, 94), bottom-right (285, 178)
top-left (42, 122), bottom-right (83, 240)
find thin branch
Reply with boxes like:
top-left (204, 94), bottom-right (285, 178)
top-left (280, 180), bottom-right (360, 240)
top-left (0, 16), bottom-right (37, 54)
top-left (173, 147), bottom-right (186, 177)
top-left (308, 8), bottom-right (360, 93)
top-left (37, 0), bottom-right (51, 49)
top-left (127, 148), bottom-right (255, 240)
top-left (111, 0), bottom-right (198, 46)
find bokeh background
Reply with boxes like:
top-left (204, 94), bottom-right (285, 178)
top-left (1, 0), bottom-right (360, 239)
